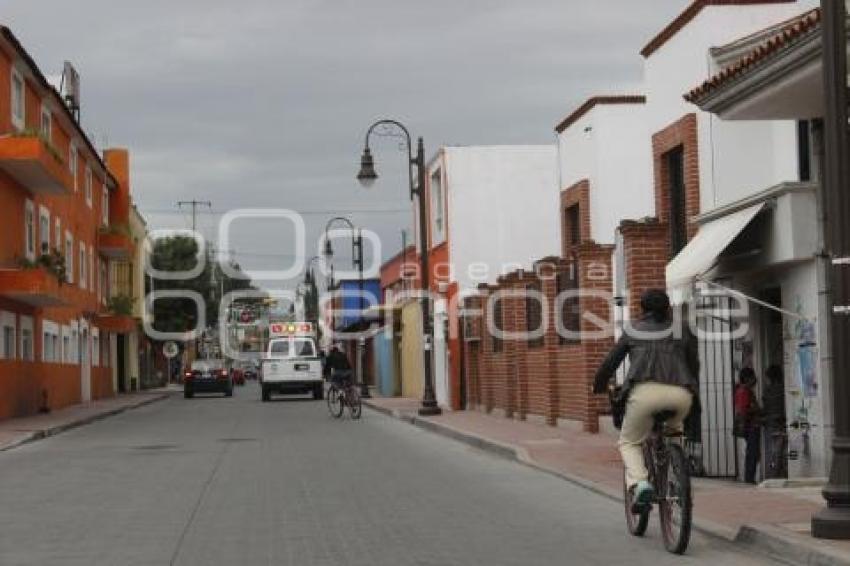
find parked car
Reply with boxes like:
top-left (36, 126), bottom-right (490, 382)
top-left (238, 360), bottom-right (258, 381)
top-left (184, 358), bottom-right (233, 398)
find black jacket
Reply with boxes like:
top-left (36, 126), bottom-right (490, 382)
top-left (593, 316), bottom-right (699, 395)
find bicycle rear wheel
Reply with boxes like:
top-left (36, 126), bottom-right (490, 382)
top-left (624, 471), bottom-right (650, 536)
top-left (348, 386), bottom-right (362, 420)
top-left (327, 384), bottom-right (344, 418)
top-left (659, 444), bottom-right (692, 554)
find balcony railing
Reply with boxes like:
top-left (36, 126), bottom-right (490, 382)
top-left (0, 266), bottom-right (66, 307)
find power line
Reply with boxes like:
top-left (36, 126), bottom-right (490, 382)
top-left (142, 207), bottom-right (409, 216)
top-left (176, 200), bottom-right (212, 232)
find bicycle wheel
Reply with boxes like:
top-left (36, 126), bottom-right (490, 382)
top-left (624, 470), bottom-right (650, 536)
top-left (658, 444), bottom-right (692, 555)
top-left (348, 386), bottom-right (362, 420)
top-left (327, 385), bottom-right (344, 418)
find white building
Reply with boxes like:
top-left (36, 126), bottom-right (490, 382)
top-left (635, 0), bottom-right (826, 481)
top-left (415, 145), bottom-right (560, 409)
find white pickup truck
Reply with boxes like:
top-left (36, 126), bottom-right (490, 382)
top-left (260, 332), bottom-right (323, 402)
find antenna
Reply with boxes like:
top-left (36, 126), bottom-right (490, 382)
top-left (61, 62), bottom-right (80, 121)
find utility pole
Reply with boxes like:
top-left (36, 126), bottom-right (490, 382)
top-left (812, 0), bottom-right (850, 540)
top-left (177, 200), bottom-right (211, 233)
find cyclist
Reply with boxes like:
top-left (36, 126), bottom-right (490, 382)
top-left (593, 289), bottom-right (699, 507)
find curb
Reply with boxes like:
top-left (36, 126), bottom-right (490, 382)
top-left (365, 401), bottom-right (839, 564)
top-left (0, 392), bottom-right (172, 452)
top-left (737, 524), bottom-right (850, 566)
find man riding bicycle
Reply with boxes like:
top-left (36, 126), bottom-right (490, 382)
top-left (593, 289), bottom-right (699, 508)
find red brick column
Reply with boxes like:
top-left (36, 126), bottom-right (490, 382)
top-left (576, 243), bottom-right (615, 433)
top-left (536, 257), bottom-right (562, 426)
top-left (620, 220), bottom-right (669, 321)
top-left (498, 273), bottom-right (519, 419)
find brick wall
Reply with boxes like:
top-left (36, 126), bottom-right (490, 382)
top-left (620, 220), bottom-right (670, 321)
top-left (560, 179), bottom-right (592, 256)
top-left (464, 244), bottom-right (613, 432)
top-left (652, 113), bottom-right (700, 244)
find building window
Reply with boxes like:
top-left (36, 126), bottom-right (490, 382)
top-left (39, 206), bottom-right (50, 254)
top-left (88, 247), bottom-right (94, 292)
top-left (430, 169), bottom-right (445, 245)
top-left (491, 298), bottom-right (504, 353)
top-left (10, 67), bottom-right (24, 130)
top-left (1, 312), bottom-right (16, 360)
top-left (21, 327), bottom-right (33, 361)
top-left (100, 260), bottom-right (108, 305)
top-left (92, 331), bottom-right (100, 367)
top-left (666, 146), bottom-right (687, 257)
top-left (24, 200), bottom-right (36, 261)
top-left (526, 283), bottom-right (544, 348)
top-left (54, 218), bottom-right (61, 252)
top-left (65, 232), bottom-right (74, 284)
top-left (79, 243), bottom-right (87, 290)
top-left (565, 204), bottom-right (581, 246)
top-left (85, 167), bottom-right (93, 207)
top-left (798, 120), bottom-right (811, 182)
top-left (42, 321), bottom-right (60, 363)
top-left (62, 328), bottom-right (71, 364)
top-left (69, 144), bottom-right (78, 192)
top-left (40, 104), bottom-right (52, 143)
top-left (558, 259), bottom-right (580, 345)
top-left (101, 187), bottom-right (109, 226)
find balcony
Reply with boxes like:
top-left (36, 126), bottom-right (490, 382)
top-left (97, 230), bottom-right (133, 259)
top-left (96, 313), bottom-right (136, 334)
top-left (97, 294), bottom-right (136, 334)
top-left (0, 267), bottom-right (66, 307)
top-left (0, 135), bottom-right (73, 195)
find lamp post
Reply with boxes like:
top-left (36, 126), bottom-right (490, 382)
top-left (324, 216), bottom-right (370, 398)
top-left (356, 119), bottom-right (441, 416)
top-left (812, 0), bottom-right (850, 539)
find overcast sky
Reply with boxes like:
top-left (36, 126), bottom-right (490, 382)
top-left (5, 0), bottom-right (689, 290)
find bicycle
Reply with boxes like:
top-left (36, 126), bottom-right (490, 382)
top-left (624, 409), bottom-right (693, 555)
top-left (327, 371), bottom-right (362, 420)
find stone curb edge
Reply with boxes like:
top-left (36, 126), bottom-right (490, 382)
top-left (365, 401), bottom-right (840, 566)
top-left (0, 392), bottom-right (173, 452)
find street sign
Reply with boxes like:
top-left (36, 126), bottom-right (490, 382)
top-left (162, 341), bottom-right (180, 359)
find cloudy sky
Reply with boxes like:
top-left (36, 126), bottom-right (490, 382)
top-left (5, 0), bottom-right (689, 289)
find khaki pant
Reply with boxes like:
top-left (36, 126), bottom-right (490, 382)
top-left (619, 382), bottom-right (693, 489)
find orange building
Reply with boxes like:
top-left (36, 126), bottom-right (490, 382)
top-left (0, 27), bottom-right (136, 419)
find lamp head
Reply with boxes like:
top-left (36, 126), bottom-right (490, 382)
top-left (324, 238), bottom-right (334, 259)
top-left (357, 147), bottom-right (378, 188)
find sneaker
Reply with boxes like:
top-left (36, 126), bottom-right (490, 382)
top-left (633, 480), bottom-right (655, 506)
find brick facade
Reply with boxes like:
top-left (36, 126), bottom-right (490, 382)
top-left (652, 113), bottom-right (700, 245)
top-left (462, 244), bottom-right (613, 432)
top-left (560, 179), bottom-right (591, 256)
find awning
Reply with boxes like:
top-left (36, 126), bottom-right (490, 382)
top-left (666, 202), bottom-right (765, 298)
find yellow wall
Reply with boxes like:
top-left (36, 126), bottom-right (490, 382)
top-left (400, 301), bottom-right (424, 399)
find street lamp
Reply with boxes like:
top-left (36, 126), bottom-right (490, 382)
top-left (356, 119), bottom-right (441, 416)
top-left (324, 216), bottom-right (370, 398)
top-left (812, 0), bottom-right (850, 539)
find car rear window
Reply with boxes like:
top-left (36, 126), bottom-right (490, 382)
top-left (294, 339), bottom-right (315, 357)
top-left (270, 341), bottom-right (290, 356)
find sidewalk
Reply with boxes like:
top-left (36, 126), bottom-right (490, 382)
top-left (0, 386), bottom-right (176, 452)
top-left (366, 396), bottom-right (850, 566)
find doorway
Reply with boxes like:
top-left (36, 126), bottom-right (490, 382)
top-left (117, 334), bottom-right (127, 393)
top-left (759, 287), bottom-right (787, 480)
top-left (80, 326), bottom-right (91, 402)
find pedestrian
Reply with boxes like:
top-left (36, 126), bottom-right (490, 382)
top-left (734, 367), bottom-right (762, 484)
top-left (593, 289), bottom-right (699, 507)
top-left (762, 365), bottom-right (787, 479)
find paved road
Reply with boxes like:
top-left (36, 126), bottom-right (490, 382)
top-left (0, 383), bottom-right (782, 566)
